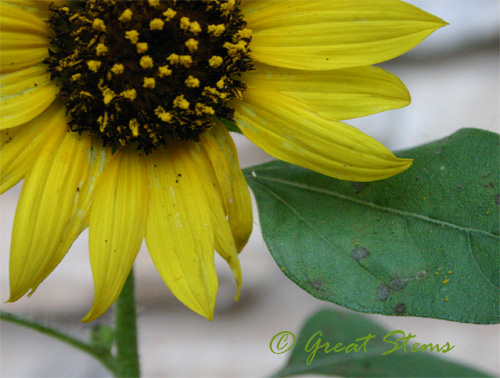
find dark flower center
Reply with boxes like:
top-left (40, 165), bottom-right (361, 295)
top-left (45, 0), bottom-right (253, 152)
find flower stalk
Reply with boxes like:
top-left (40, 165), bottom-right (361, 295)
top-left (0, 269), bottom-right (141, 376)
top-left (114, 267), bottom-right (141, 378)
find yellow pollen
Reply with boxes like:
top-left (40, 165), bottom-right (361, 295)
top-left (98, 112), bottom-right (109, 131)
top-left (118, 9), bottom-right (133, 22)
top-left (167, 53), bottom-right (180, 64)
top-left (208, 56), bottom-right (223, 68)
top-left (216, 78), bottom-right (225, 89)
top-left (180, 17), bottom-right (191, 31)
top-left (237, 28), bottom-right (253, 39)
top-left (92, 18), bottom-right (106, 32)
top-left (140, 55), bottom-right (154, 69)
top-left (129, 119), bottom-right (140, 137)
top-left (195, 103), bottom-right (215, 116)
top-left (102, 88), bottom-right (116, 105)
top-left (220, 0), bottom-right (236, 15)
top-left (111, 63), bottom-right (124, 75)
top-left (143, 77), bottom-right (156, 89)
top-left (158, 65), bottom-right (172, 77)
top-left (185, 38), bottom-right (199, 52)
top-left (185, 75), bottom-right (200, 88)
top-left (121, 88), bottom-right (137, 101)
top-left (179, 55), bottom-right (193, 67)
top-left (155, 107), bottom-right (173, 122)
top-left (224, 41), bottom-right (247, 55)
top-left (60, 6), bottom-right (69, 13)
top-left (207, 24), bottom-right (226, 37)
top-left (71, 73), bottom-right (81, 81)
top-left (136, 42), bottom-right (148, 54)
top-left (189, 21), bottom-right (202, 34)
top-left (125, 30), bottom-right (139, 44)
top-left (150, 18), bottom-right (165, 30)
top-left (203, 86), bottom-right (223, 99)
top-left (118, 9), bottom-right (134, 22)
top-left (163, 8), bottom-right (177, 21)
top-left (173, 95), bottom-right (190, 110)
top-left (87, 60), bottom-right (101, 72)
top-left (96, 43), bottom-right (108, 56)
top-left (148, 0), bottom-right (160, 8)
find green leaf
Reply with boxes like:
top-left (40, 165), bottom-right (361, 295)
top-left (273, 308), bottom-right (491, 377)
top-left (90, 325), bottom-right (115, 352)
top-left (245, 128), bottom-right (499, 324)
top-left (220, 117), bottom-right (243, 134)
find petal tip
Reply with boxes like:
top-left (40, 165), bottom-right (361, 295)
top-left (81, 309), bottom-right (100, 323)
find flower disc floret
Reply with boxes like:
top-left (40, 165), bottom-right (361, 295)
top-left (45, 0), bottom-right (253, 152)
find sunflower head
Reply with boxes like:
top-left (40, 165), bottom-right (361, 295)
top-left (2, 0), bottom-right (446, 323)
top-left (45, 0), bottom-right (253, 152)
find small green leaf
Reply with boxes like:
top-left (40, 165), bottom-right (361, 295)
top-left (221, 117), bottom-right (242, 134)
top-left (245, 128), bottom-right (499, 324)
top-left (274, 308), bottom-right (491, 377)
top-left (90, 324), bottom-right (115, 352)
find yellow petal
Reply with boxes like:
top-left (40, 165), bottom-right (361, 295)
top-left (1, 64), bottom-right (58, 129)
top-left (245, 0), bottom-right (446, 70)
top-left (83, 148), bottom-right (148, 322)
top-left (199, 120), bottom-right (253, 252)
top-left (145, 144), bottom-right (218, 320)
top-left (8, 125), bottom-right (93, 302)
top-left (0, 2), bottom-right (51, 73)
top-left (3, 0), bottom-right (56, 19)
top-left (234, 88), bottom-right (412, 182)
top-left (208, 198), bottom-right (242, 301)
top-left (0, 101), bottom-right (64, 193)
top-left (189, 140), bottom-right (242, 301)
top-left (242, 63), bottom-right (410, 120)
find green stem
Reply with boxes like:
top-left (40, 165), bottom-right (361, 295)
top-left (0, 310), bottom-right (115, 373)
top-left (114, 267), bottom-right (141, 377)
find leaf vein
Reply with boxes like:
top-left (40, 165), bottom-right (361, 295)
top-left (252, 176), bottom-right (499, 240)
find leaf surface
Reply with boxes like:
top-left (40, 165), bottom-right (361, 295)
top-left (245, 128), bottom-right (499, 324)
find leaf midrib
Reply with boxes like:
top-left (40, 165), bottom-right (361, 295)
top-left (248, 175), bottom-right (500, 240)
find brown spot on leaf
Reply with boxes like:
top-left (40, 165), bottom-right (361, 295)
top-left (394, 303), bottom-right (406, 315)
top-left (416, 270), bottom-right (428, 280)
top-left (311, 279), bottom-right (322, 291)
top-left (390, 278), bottom-right (408, 291)
top-left (351, 247), bottom-right (370, 261)
top-left (377, 284), bottom-right (390, 301)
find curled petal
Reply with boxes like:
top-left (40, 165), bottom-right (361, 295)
top-left (242, 63), bottom-right (410, 121)
top-left (234, 87), bottom-right (412, 182)
top-left (199, 121), bottom-right (253, 252)
top-left (8, 123), bottom-right (100, 301)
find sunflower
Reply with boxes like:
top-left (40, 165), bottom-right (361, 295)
top-left (0, 0), bottom-right (445, 322)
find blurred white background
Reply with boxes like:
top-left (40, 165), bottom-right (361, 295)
top-left (1, 1), bottom-right (499, 377)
